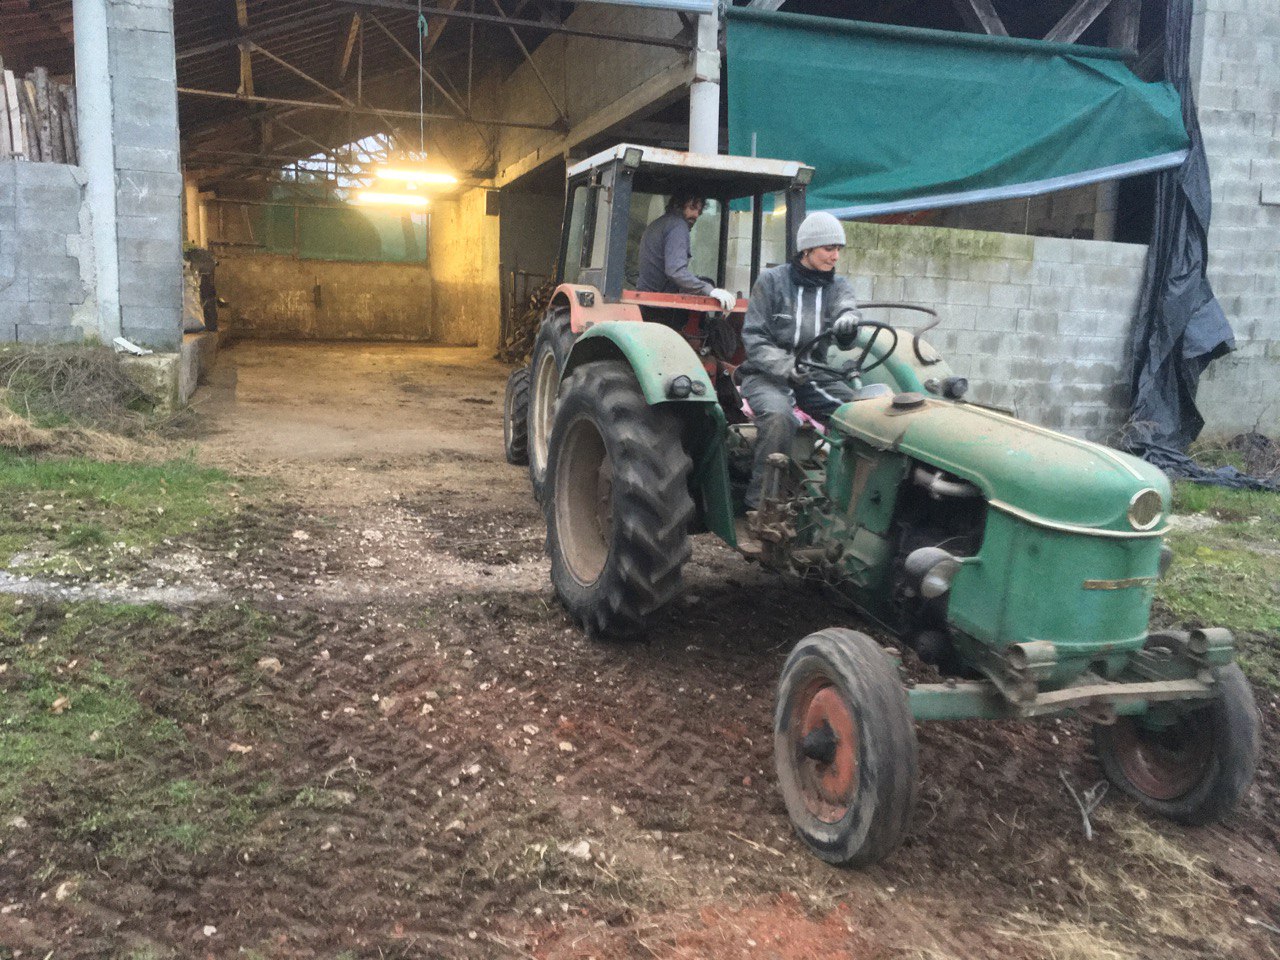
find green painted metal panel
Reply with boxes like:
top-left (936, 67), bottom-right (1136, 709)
top-left (947, 511), bottom-right (1162, 665)
top-left (726, 8), bottom-right (1189, 217)
top-left (566, 322), bottom-right (717, 405)
top-left (830, 393), bottom-right (1170, 534)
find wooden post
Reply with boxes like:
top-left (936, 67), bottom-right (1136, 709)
top-left (0, 58), bottom-right (11, 158)
top-left (19, 78), bottom-right (40, 161)
top-left (33, 68), bottom-right (58, 162)
top-left (3, 71), bottom-right (23, 158)
top-left (60, 85), bottom-right (78, 165)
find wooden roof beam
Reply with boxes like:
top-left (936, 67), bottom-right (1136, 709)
top-left (335, 13), bottom-right (363, 83)
top-left (1044, 0), bottom-right (1116, 45)
top-left (948, 0), bottom-right (1008, 37)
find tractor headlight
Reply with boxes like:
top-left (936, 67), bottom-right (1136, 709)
top-left (921, 557), bottom-right (961, 598)
top-left (904, 547), bottom-right (961, 599)
top-left (1128, 488), bottom-right (1164, 531)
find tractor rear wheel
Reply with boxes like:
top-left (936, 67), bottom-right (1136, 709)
top-left (775, 628), bottom-right (918, 866)
top-left (545, 360), bottom-right (693, 639)
top-left (503, 367), bottom-right (531, 465)
top-left (528, 307), bottom-right (574, 501)
top-left (1094, 660), bottom-right (1259, 825)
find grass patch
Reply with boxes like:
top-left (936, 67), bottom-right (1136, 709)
top-left (1172, 482), bottom-right (1280, 533)
top-left (0, 450), bottom-right (248, 576)
top-left (1159, 481), bottom-right (1280, 689)
top-left (0, 598), bottom-right (276, 864)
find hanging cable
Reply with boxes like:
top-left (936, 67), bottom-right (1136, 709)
top-left (417, 0), bottom-right (428, 155)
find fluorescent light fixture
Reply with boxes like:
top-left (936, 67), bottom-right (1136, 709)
top-left (355, 190), bottom-right (431, 208)
top-left (376, 166), bottom-right (459, 186)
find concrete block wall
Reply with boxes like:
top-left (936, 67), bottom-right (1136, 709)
top-left (726, 219), bottom-right (1147, 440)
top-left (429, 188), bottom-right (501, 349)
top-left (0, 159), bottom-right (95, 344)
top-left (1189, 0), bottom-right (1280, 436)
top-left (2, 0), bottom-right (183, 354)
top-left (215, 253), bottom-right (437, 342)
top-left (106, 0), bottom-right (183, 351)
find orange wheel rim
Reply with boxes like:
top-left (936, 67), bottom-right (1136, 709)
top-left (1111, 714), bottom-right (1212, 801)
top-left (790, 677), bottom-right (859, 823)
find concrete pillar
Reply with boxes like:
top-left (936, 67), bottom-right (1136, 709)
top-left (74, 0), bottom-right (122, 342)
top-left (688, 6), bottom-right (720, 155)
top-left (73, 0), bottom-right (184, 350)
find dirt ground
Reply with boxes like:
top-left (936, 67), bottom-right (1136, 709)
top-left (1, 340), bottom-right (1278, 960)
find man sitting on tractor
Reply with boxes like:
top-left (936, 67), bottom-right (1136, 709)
top-left (740, 210), bottom-right (862, 510)
top-left (637, 193), bottom-right (737, 326)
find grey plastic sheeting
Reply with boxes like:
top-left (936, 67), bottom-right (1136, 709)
top-left (1126, 0), bottom-right (1236, 461)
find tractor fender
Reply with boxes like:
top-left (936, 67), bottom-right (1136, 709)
top-left (563, 321), bottom-right (717, 406)
top-left (563, 322), bottom-right (736, 545)
top-left (551, 284), bottom-right (642, 335)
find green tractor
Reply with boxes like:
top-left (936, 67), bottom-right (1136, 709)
top-left (507, 144), bottom-right (1261, 867)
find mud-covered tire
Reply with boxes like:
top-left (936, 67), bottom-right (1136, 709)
top-left (503, 367), bottom-right (531, 465)
top-left (1094, 661), bottom-right (1259, 825)
top-left (775, 628), bottom-right (918, 867)
top-left (544, 361), bottom-right (693, 639)
top-left (528, 306), bottom-right (574, 501)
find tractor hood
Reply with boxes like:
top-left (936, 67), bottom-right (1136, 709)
top-left (831, 395), bottom-right (1171, 535)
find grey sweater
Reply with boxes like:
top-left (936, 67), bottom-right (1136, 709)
top-left (637, 211), bottom-right (714, 296)
top-left (740, 262), bottom-right (859, 383)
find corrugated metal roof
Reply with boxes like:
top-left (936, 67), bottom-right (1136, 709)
top-left (0, 0), bottom-right (551, 174)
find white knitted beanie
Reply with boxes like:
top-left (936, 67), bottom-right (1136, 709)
top-left (795, 211), bottom-right (846, 252)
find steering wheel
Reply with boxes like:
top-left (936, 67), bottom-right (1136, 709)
top-left (794, 321), bottom-right (899, 381)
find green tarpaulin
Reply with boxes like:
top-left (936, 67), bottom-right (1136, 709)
top-left (725, 9), bottom-right (1190, 218)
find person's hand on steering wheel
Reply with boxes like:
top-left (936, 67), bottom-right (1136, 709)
top-left (832, 309), bottom-right (863, 350)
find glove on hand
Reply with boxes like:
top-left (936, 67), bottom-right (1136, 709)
top-left (709, 288), bottom-right (737, 312)
top-left (832, 309), bottom-right (863, 350)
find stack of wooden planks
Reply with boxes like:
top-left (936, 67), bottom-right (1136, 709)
top-left (0, 60), bottom-right (78, 164)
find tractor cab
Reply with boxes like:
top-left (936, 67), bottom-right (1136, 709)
top-left (557, 143), bottom-right (813, 311)
top-left (557, 143), bottom-right (814, 384)
top-left (522, 145), bottom-right (815, 496)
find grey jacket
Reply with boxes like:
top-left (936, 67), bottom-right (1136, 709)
top-left (637, 211), bottom-right (714, 296)
top-left (740, 262), bottom-right (859, 383)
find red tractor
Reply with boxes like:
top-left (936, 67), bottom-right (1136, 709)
top-left (504, 144), bottom-right (816, 501)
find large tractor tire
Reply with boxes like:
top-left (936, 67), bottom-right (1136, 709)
top-left (503, 367), bottom-right (531, 465)
top-left (1094, 654), bottom-right (1259, 826)
top-left (527, 306), bottom-right (574, 501)
top-left (775, 628), bottom-right (918, 867)
top-left (544, 360), bottom-right (694, 639)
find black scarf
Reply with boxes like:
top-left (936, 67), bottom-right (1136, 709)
top-left (789, 256), bottom-right (835, 289)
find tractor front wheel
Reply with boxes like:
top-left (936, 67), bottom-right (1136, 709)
top-left (774, 629), bottom-right (918, 866)
top-left (528, 307), bottom-right (574, 501)
top-left (503, 367), bottom-right (531, 465)
top-left (1094, 661), bottom-right (1259, 825)
top-left (544, 360), bottom-right (693, 639)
